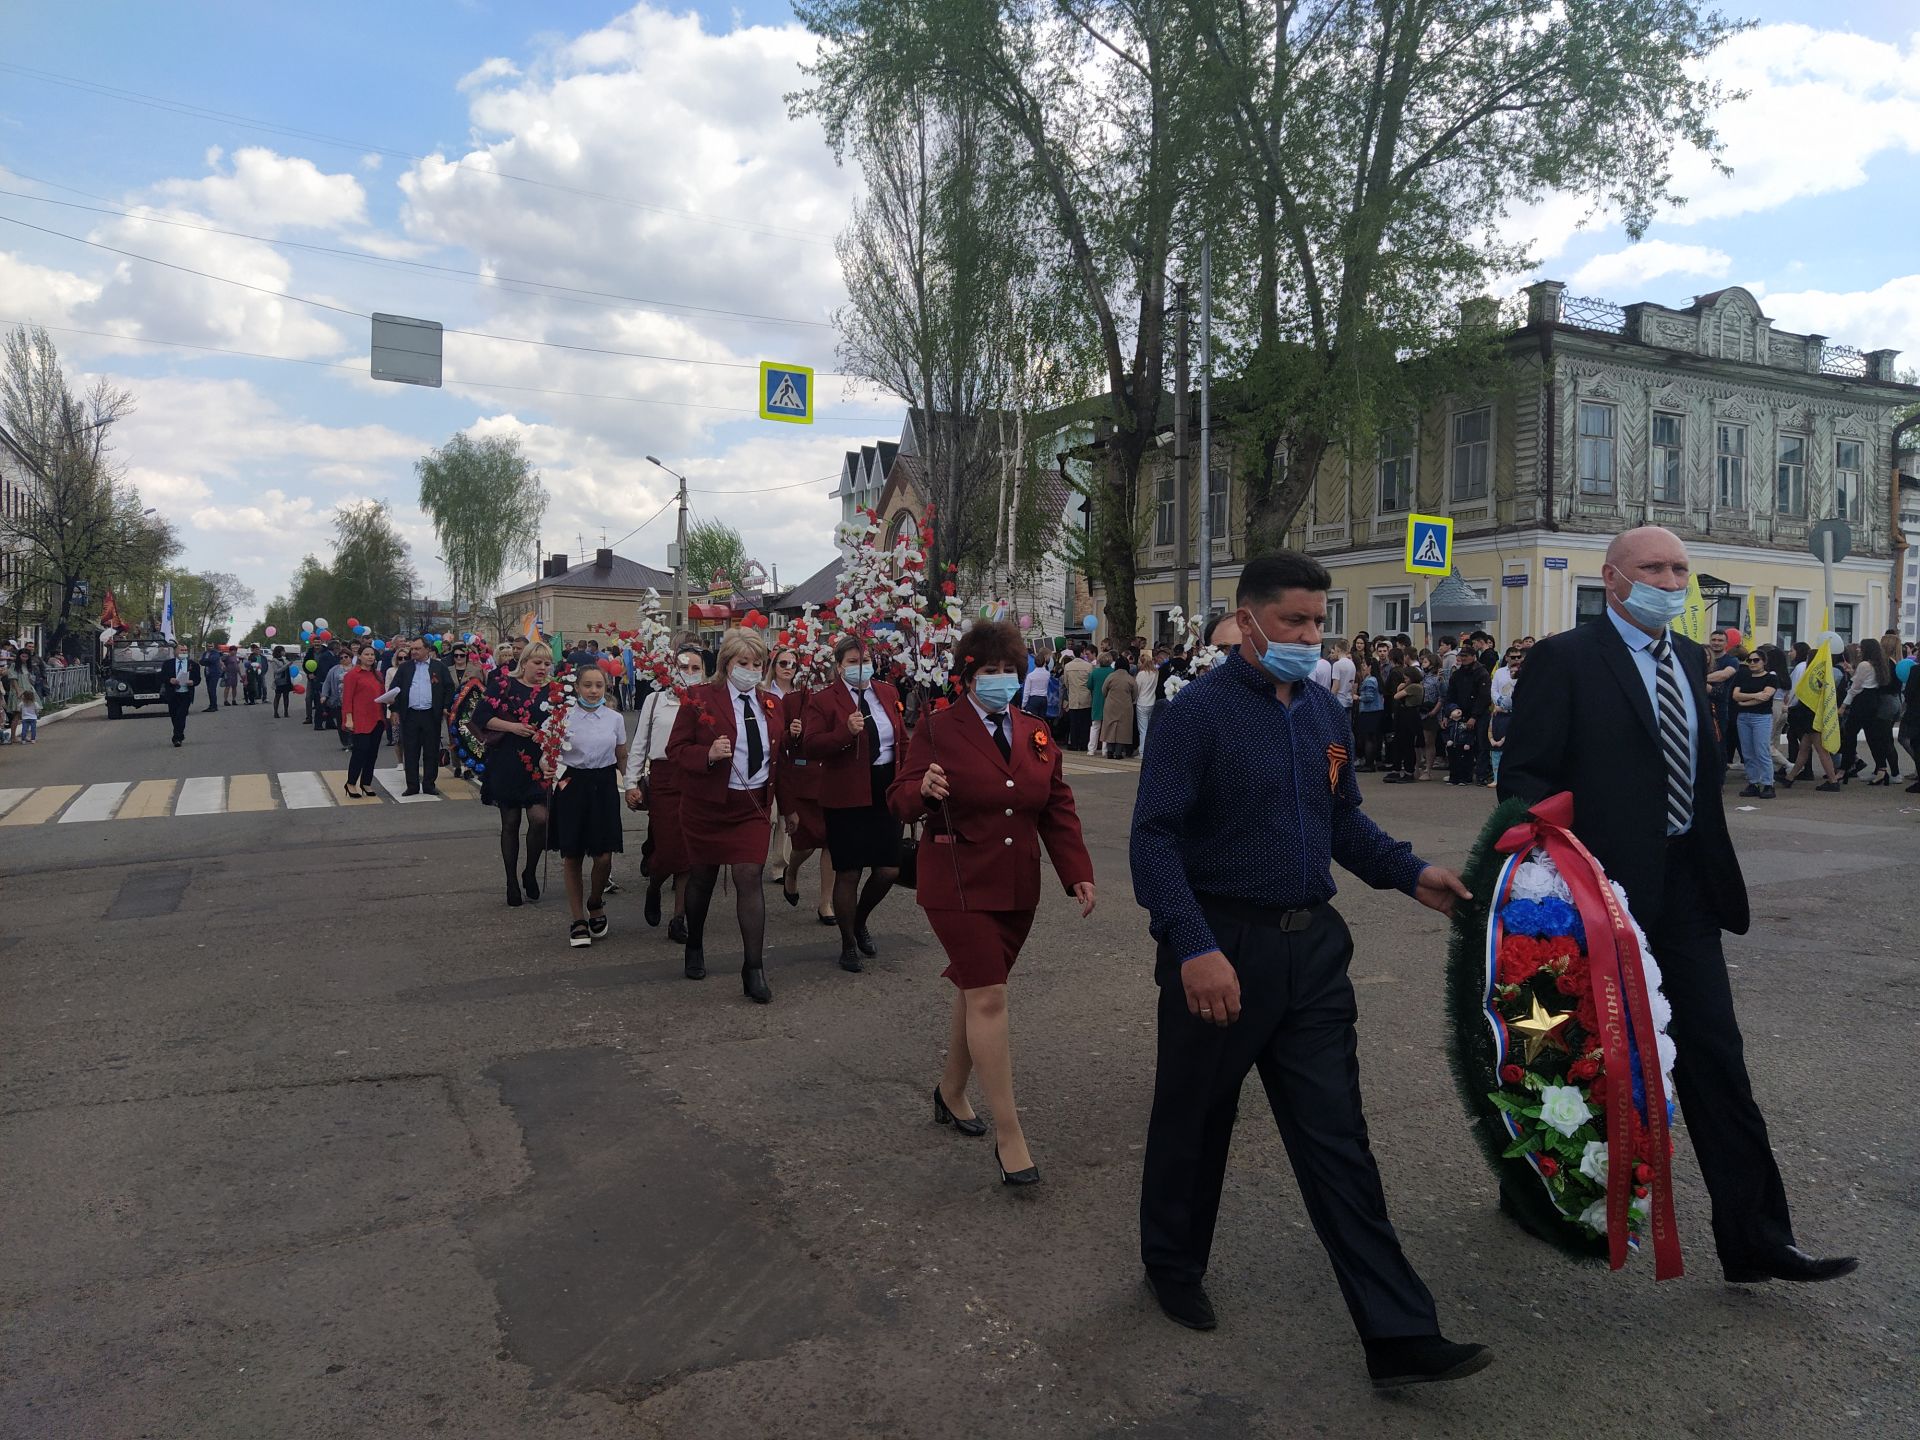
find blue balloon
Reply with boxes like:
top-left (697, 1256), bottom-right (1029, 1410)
top-left (372, 638), bottom-right (387, 651)
top-left (1082, 612), bottom-right (1098, 632)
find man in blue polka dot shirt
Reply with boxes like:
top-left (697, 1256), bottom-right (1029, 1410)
top-left (1130, 551), bottom-right (1489, 1390)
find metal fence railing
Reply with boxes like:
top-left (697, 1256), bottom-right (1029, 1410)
top-left (37, 662), bottom-right (97, 707)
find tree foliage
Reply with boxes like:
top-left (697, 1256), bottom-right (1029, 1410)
top-left (415, 432), bottom-right (547, 618)
top-left (0, 324), bottom-right (171, 655)
top-left (685, 517), bottom-right (750, 591)
top-left (162, 570), bottom-right (256, 647)
top-left (261, 502), bottom-right (417, 641)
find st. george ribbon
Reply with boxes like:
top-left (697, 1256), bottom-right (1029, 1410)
top-left (1496, 793), bottom-right (1683, 1279)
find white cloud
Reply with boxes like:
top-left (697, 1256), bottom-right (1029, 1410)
top-left (1669, 25), bottom-right (1920, 224)
top-left (125, 467), bottom-right (211, 507)
top-left (1760, 274), bottom-right (1920, 373)
top-left (458, 57), bottom-right (522, 91)
top-left (190, 487), bottom-right (320, 537)
top-left (0, 249), bottom-right (101, 325)
top-left (156, 146), bottom-right (368, 232)
top-left (1569, 241), bottom-right (1733, 295)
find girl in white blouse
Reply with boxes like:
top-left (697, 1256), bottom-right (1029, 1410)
top-left (548, 665), bottom-right (630, 946)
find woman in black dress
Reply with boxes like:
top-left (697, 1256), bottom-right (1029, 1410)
top-left (477, 641), bottom-right (557, 906)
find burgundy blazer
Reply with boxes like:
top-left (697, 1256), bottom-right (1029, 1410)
top-left (801, 679), bottom-right (908, 810)
top-left (667, 681), bottom-right (785, 807)
top-left (888, 701), bottom-right (1093, 913)
top-left (771, 687), bottom-right (822, 809)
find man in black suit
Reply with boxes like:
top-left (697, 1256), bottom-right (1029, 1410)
top-left (162, 642), bottom-right (201, 747)
top-left (1499, 526), bottom-right (1855, 1286)
top-left (389, 637), bottom-right (454, 795)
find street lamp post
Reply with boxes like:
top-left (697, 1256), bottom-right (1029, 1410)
top-left (646, 455), bottom-right (690, 629)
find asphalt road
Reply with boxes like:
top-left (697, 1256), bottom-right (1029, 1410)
top-left (2, 698), bottom-right (1915, 1439)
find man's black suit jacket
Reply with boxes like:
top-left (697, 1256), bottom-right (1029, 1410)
top-left (163, 658), bottom-right (202, 704)
top-left (1497, 615), bottom-right (1749, 936)
top-left (388, 657), bottom-right (455, 714)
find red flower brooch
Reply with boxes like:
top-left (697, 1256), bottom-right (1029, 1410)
top-left (1030, 727), bottom-right (1050, 759)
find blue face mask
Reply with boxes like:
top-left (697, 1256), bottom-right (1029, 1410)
top-left (845, 663), bottom-right (873, 687)
top-left (973, 673), bottom-right (1021, 712)
top-left (579, 696), bottom-right (605, 710)
top-left (1620, 580), bottom-right (1688, 629)
top-left (1247, 613), bottom-right (1322, 684)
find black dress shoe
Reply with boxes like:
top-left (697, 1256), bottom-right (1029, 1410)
top-left (1722, 1245), bottom-right (1859, 1284)
top-left (1363, 1335), bottom-right (1494, 1389)
top-left (684, 946), bottom-right (706, 980)
top-left (933, 1085), bottom-right (987, 1136)
top-left (521, 866), bottom-right (541, 901)
top-left (1145, 1274), bottom-right (1216, 1331)
top-left (741, 965), bottom-right (771, 1004)
top-left (644, 886), bottom-right (662, 927)
top-left (667, 914), bottom-right (688, 944)
top-left (994, 1144), bottom-right (1040, 1187)
top-left (853, 924), bottom-right (878, 958)
top-left (838, 944), bottom-right (863, 973)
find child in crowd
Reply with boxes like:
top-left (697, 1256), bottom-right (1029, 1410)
top-left (1488, 699), bottom-right (1512, 785)
top-left (18, 685), bottom-right (39, 743)
top-left (1444, 706), bottom-right (1475, 786)
top-left (547, 664), bottom-right (628, 948)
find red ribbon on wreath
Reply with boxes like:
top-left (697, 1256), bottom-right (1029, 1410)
top-left (1496, 792), bottom-right (1683, 1279)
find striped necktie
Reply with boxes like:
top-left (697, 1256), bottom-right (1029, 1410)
top-left (1647, 631), bottom-right (1693, 835)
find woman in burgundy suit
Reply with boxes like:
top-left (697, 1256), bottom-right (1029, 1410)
top-left (770, 646), bottom-right (835, 924)
top-left (666, 628), bottom-right (782, 1004)
top-left (802, 636), bottom-right (909, 974)
top-left (890, 621), bottom-right (1096, 1186)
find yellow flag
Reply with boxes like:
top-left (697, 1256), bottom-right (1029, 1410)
top-left (1672, 574), bottom-right (1710, 643)
top-left (520, 611), bottom-right (540, 642)
top-left (1744, 590), bottom-right (1757, 642)
top-left (1794, 644), bottom-right (1841, 753)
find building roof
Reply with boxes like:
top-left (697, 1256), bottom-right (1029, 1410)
top-left (767, 555), bottom-right (843, 611)
top-left (497, 550), bottom-right (676, 603)
top-left (1413, 570), bottom-right (1499, 625)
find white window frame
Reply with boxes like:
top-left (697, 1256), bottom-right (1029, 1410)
top-left (1204, 461), bottom-right (1229, 548)
top-left (1575, 585), bottom-right (1608, 627)
top-left (1775, 433), bottom-right (1807, 517)
top-left (1153, 466), bottom-right (1176, 547)
top-left (1716, 423), bottom-right (1747, 511)
top-left (1377, 431), bottom-right (1415, 516)
top-left (1372, 590), bottom-right (1413, 634)
top-left (1450, 407), bottom-right (1490, 502)
top-left (1834, 439), bottom-right (1864, 523)
top-left (1576, 401), bottom-right (1616, 496)
top-left (1650, 411), bottom-right (1684, 505)
top-left (1774, 595), bottom-right (1804, 651)
top-left (1324, 592), bottom-right (1347, 639)
top-left (1832, 602), bottom-right (1857, 645)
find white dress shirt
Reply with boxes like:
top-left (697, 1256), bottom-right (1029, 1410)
top-left (407, 660), bottom-right (435, 710)
top-left (622, 687), bottom-right (680, 788)
top-left (1605, 606), bottom-right (1699, 835)
top-left (1490, 665), bottom-right (1520, 712)
top-left (845, 679), bottom-right (895, 764)
top-left (1022, 664), bottom-right (1051, 702)
top-left (729, 689), bottom-right (773, 791)
top-left (559, 703), bottom-right (624, 769)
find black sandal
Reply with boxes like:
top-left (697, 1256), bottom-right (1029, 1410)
top-left (568, 919), bottom-right (592, 948)
top-left (587, 905), bottom-right (609, 940)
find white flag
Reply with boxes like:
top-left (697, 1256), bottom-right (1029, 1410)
top-left (160, 580), bottom-right (175, 642)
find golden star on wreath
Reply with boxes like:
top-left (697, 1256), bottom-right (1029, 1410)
top-left (1509, 995), bottom-right (1574, 1065)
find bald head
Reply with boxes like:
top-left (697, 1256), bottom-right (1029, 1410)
top-left (1604, 526), bottom-right (1689, 574)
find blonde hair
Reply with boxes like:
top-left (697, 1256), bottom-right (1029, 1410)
top-left (515, 641), bottom-right (553, 679)
top-left (715, 628), bottom-right (769, 673)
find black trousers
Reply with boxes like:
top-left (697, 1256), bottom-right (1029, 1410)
top-left (1139, 900), bottom-right (1438, 1339)
top-left (1067, 707), bottom-right (1092, 750)
top-left (347, 729), bottom-right (384, 788)
top-left (166, 697), bottom-right (190, 743)
top-left (401, 708), bottom-right (441, 789)
top-left (1650, 838), bottom-right (1794, 1262)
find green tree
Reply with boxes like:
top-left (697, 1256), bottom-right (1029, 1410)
top-left (684, 517), bottom-right (750, 593)
top-left (162, 569), bottom-right (256, 647)
top-left (796, 0), bottom-right (1206, 639)
top-left (415, 432), bottom-right (548, 622)
top-left (328, 501), bottom-right (417, 636)
top-left (1192, 0), bottom-right (1740, 544)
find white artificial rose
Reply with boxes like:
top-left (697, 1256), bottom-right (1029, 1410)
top-left (1579, 1140), bottom-right (1608, 1186)
top-left (1508, 857), bottom-right (1574, 905)
top-left (1537, 1084), bottom-right (1594, 1138)
top-left (1579, 1198), bottom-right (1609, 1235)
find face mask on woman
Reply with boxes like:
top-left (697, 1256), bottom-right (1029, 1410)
top-left (973, 673), bottom-right (1021, 712)
top-left (844, 662), bottom-right (873, 687)
top-left (728, 665), bottom-right (763, 693)
top-left (674, 663), bottom-right (703, 687)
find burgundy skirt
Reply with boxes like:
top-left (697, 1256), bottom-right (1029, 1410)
top-left (924, 908), bottom-right (1037, 990)
top-left (646, 768), bottom-right (690, 878)
top-left (788, 797), bottom-right (828, 853)
top-left (682, 784), bottom-right (774, 867)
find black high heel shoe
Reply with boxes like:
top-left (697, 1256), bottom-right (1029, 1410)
top-left (995, 1144), bottom-right (1040, 1187)
top-left (521, 864), bottom-right (541, 901)
top-left (741, 964), bottom-right (771, 1004)
top-left (1869, 772), bottom-right (1891, 786)
top-left (933, 1085), bottom-right (986, 1137)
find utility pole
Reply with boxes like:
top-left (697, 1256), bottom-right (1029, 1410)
top-left (1197, 237), bottom-right (1214, 623)
top-left (647, 455), bottom-right (690, 629)
top-left (1172, 282), bottom-right (1190, 625)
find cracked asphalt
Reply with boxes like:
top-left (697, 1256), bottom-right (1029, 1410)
top-left (2, 702), bottom-right (1914, 1439)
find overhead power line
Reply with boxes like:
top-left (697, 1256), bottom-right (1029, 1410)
top-left (0, 61), bottom-right (839, 247)
top-left (0, 181), bottom-right (835, 330)
top-left (0, 213), bottom-right (852, 376)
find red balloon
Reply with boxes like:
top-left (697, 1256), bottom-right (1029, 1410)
top-left (317, 629), bottom-right (332, 641)
top-left (346, 617), bottom-right (359, 628)
top-left (291, 682), bottom-right (307, 693)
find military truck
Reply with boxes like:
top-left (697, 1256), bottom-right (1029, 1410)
top-left (103, 635), bottom-right (174, 718)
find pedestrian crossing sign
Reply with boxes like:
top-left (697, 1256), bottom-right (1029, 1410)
top-left (759, 362), bottom-right (813, 424)
top-left (1404, 513), bottom-right (1453, 576)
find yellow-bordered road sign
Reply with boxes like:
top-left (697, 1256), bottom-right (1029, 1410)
top-left (1404, 513), bottom-right (1453, 576)
top-left (759, 362), bottom-right (813, 424)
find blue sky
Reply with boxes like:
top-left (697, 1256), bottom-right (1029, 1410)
top-left (2, 2), bottom-right (1917, 629)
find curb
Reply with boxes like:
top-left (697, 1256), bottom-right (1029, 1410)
top-left (35, 696), bottom-right (105, 727)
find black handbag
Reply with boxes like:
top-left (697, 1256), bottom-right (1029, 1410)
top-left (898, 822), bottom-right (919, 889)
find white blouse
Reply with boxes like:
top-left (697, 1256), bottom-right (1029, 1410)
top-left (622, 687), bottom-right (680, 788)
top-left (844, 679), bottom-right (895, 764)
top-left (559, 703), bottom-right (625, 770)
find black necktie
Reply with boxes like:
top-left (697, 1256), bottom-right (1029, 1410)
top-left (1647, 632), bottom-right (1694, 835)
top-left (741, 694), bottom-right (763, 778)
top-left (991, 712), bottom-right (1011, 762)
top-left (857, 688), bottom-right (876, 760)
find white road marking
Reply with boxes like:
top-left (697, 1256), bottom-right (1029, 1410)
top-left (277, 771), bottom-right (333, 810)
top-left (373, 767), bottom-right (440, 803)
top-left (58, 781), bottom-right (131, 823)
top-left (175, 776), bottom-right (227, 815)
top-left (0, 787), bottom-right (33, 819)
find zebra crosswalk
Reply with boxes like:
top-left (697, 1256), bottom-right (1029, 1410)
top-left (0, 768), bottom-right (481, 826)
